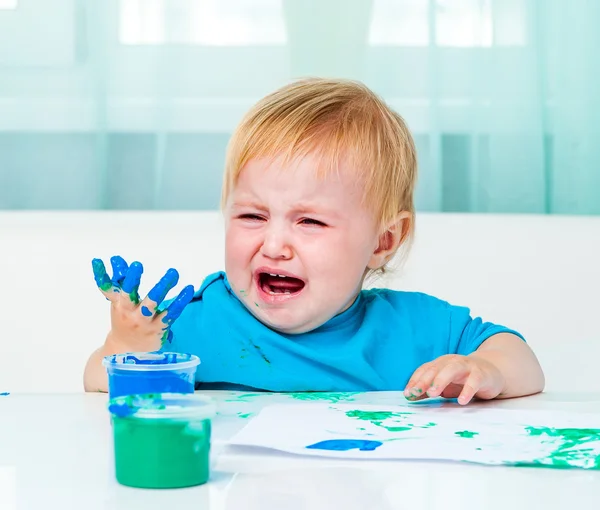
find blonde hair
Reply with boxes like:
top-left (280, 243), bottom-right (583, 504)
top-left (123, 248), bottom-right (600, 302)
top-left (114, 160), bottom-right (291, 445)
top-left (221, 77), bottom-right (418, 270)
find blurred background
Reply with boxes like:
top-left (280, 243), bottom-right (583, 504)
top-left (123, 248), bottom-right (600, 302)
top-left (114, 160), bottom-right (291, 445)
top-left (0, 0), bottom-right (598, 214)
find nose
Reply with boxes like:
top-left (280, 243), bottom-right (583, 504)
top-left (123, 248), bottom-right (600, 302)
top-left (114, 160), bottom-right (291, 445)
top-left (260, 222), bottom-right (293, 260)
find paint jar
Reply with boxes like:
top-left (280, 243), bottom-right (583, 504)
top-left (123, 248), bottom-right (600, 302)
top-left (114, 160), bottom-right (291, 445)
top-left (102, 352), bottom-right (200, 399)
top-left (108, 393), bottom-right (216, 489)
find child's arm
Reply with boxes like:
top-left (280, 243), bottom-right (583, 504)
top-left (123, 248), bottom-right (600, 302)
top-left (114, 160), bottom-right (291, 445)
top-left (83, 333), bottom-right (135, 393)
top-left (467, 332), bottom-right (544, 398)
top-left (83, 256), bottom-right (194, 393)
top-left (404, 333), bottom-right (544, 405)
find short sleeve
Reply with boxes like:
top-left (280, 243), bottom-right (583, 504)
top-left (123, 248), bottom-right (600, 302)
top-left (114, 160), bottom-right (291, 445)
top-left (448, 304), bottom-right (526, 356)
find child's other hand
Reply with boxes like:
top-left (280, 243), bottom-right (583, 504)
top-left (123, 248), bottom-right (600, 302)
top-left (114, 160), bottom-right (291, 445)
top-left (91, 255), bottom-right (194, 353)
top-left (403, 354), bottom-right (505, 405)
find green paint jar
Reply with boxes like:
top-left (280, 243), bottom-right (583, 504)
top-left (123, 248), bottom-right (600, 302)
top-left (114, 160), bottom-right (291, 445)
top-left (108, 393), bottom-right (216, 489)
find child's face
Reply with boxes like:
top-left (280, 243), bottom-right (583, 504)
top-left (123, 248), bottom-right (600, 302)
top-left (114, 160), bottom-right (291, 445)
top-left (224, 153), bottom-right (382, 334)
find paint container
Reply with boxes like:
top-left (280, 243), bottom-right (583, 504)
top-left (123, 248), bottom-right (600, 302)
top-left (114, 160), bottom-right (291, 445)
top-left (102, 352), bottom-right (200, 399)
top-left (108, 393), bottom-right (216, 489)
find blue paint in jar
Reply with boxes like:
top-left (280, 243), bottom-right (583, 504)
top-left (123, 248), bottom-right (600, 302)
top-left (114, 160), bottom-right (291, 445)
top-left (102, 352), bottom-right (200, 399)
top-left (306, 439), bottom-right (383, 452)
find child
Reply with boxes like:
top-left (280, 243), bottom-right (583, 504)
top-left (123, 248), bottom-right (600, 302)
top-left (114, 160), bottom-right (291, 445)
top-left (84, 78), bottom-right (544, 404)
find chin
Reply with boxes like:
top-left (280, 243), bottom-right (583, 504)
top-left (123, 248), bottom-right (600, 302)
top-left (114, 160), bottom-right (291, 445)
top-left (255, 311), bottom-right (317, 335)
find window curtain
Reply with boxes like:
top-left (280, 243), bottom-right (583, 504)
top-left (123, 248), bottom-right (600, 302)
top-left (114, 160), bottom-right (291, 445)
top-left (0, 0), bottom-right (598, 214)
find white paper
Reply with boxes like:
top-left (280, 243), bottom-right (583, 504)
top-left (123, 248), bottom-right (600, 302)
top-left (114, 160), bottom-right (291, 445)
top-left (228, 404), bottom-right (600, 469)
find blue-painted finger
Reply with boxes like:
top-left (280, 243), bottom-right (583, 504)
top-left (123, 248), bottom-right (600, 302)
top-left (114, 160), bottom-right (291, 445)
top-left (162, 285), bottom-right (195, 325)
top-left (147, 268), bottom-right (180, 306)
top-left (121, 262), bottom-right (144, 304)
top-left (92, 258), bottom-right (113, 292)
top-left (110, 255), bottom-right (129, 285)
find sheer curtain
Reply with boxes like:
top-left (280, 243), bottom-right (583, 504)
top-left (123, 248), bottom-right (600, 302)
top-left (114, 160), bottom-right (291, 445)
top-left (0, 0), bottom-right (598, 214)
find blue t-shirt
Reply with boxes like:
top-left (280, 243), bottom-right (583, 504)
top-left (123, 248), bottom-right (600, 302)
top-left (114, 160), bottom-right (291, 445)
top-left (164, 272), bottom-right (523, 392)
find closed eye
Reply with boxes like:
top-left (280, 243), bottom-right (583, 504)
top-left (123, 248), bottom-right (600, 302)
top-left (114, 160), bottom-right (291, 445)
top-left (299, 218), bottom-right (327, 227)
top-left (238, 214), bottom-right (266, 221)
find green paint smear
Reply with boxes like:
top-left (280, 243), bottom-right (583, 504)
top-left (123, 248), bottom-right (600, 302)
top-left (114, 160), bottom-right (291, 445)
top-left (385, 426), bottom-right (412, 432)
top-left (160, 329), bottom-right (170, 347)
top-left (237, 412), bottom-right (254, 419)
top-left (288, 392), bottom-right (358, 403)
top-left (345, 409), bottom-right (428, 433)
top-left (99, 281), bottom-right (112, 292)
top-left (248, 340), bottom-right (270, 365)
top-left (455, 430), bottom-right (479, 438)
top-left (513, 427), bottom-right (600, 470)
top-left (346, 410), bottom-right (402, 421)
top-left (128, 290), bottom-right (140, 305)
top-left (405, 387), bottom-right (424, 401)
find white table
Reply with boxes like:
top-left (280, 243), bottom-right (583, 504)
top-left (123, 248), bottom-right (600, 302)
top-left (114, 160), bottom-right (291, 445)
top-left (1, 391), bottom-right (599, 509)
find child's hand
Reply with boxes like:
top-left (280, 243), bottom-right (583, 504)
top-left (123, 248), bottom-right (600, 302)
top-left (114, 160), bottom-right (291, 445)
top-left (404, 354), bottom-right (505, 405)
top-left (91, 255), bottom-right (194, 353)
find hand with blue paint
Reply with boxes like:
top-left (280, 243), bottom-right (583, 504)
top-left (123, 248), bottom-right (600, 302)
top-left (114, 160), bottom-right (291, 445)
top-left (84, 256), bottom-right (195, 392)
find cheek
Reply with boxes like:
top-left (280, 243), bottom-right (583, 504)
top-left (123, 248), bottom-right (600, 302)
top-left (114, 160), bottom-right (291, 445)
top-left (225, 226), bottom-right (257, 264)
top-left (305, 234), bottom-right (371, 279)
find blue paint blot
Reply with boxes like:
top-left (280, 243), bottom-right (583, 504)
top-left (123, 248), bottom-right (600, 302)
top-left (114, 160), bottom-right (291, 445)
top-left (0, 392), bottom-right (10, 396)
top-left (108, 402), bottom-right (137, 418)
top-left (148, 268), bottom-right (179, 304)
top-left (162, 285), bottom-right (194, 325)
top-left (110, 255), bottom-right (129, 285)
top-left (141, 306), bottom-right (153, 317)
top-left (306, 439), bottom-right (383, 452)
top-left (91, 258), bottom-right (113, 291)
top-left (121, 261), bottom-right (143, 294)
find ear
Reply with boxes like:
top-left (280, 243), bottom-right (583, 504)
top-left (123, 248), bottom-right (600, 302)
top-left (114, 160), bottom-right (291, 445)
top-left (367, 212), bottom-right (412, 270)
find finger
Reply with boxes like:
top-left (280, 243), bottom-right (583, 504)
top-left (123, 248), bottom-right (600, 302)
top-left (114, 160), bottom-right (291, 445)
top-left (440, 383), bottom-right (464, 399)
top-left (404, 363), bottom-right (433, 401)
top-left (120, 262), bottom-right (144, 305)
top-left (92, 258), bottom-right (118, 300)
top-left (457, 371), bottom-right (484, 405)
top-left (148, 268), bottom-right (179, 305)
top-left (411, 364), bottom-right (443, 400)
top-left (110, 256), bottom-right (129, 286)
top-left (404, 364), bottom-right (428, 394)
top-left (428, 360), bottom-right (470, 399)
top-left (160, 285), bottom-right (195, 326)
top-left (138, 268), bottom-right (180, 317)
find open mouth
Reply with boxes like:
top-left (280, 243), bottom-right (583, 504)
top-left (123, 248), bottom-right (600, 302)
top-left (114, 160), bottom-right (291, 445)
top-left (257, 272), bottom-right (305, 296)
